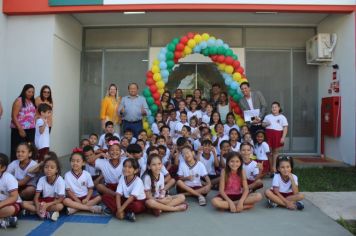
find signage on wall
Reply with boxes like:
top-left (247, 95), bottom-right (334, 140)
top-left (328, 64), bottom-right (340, 94)
top-left (49, 0), bottom-right (355, 6)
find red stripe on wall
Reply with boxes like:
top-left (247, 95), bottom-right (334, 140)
top-left (3, 0), bottom-right (356, 15)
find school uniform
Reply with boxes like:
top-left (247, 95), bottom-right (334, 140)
top-left (187, 110), bottom-right (202, 121)
top-left (95, 158), bottom-right (126, 191)
top-left (212, 134), bottom-right (229, 155)
top-left (224, 124), bottom-right (240, 136)
top-left (98, 132), bottom-right (121, 150)
top-left (243, 160), bottom-right (260, 185)
top-left (263, 114), bottom-right (288, 149)
top-left (174, 121), bottom-right (189, 136)
top-left (143, 173), bottom-right (165, 199)
top-left (272, 173), bottom-right (298, 197)
top-left (201, 114), bottom-right (211, 124)
top-left (0, 172), bottom-right (21, 216)
top-left (85, 163), bottom-right (101, 181)
top-left (254, 142), bottom-right (270, 174)
top-left (177, 160), bottom-right (208, 191)
top-left (64, 170), bottom-right (94, 199)
top-left (35, 118), bottom-right (50, 162)
top-left (151, 122), bottom-right (160, 135)
top-left (231, 141), bottom-right (241, 152)
top-left (200, 152), bottom-right (218, 177)
top-left (102, 175), bottom-right (146, 214)
top-left (7, 160), bottom-right (37, 188)
top-left (36, 175), bottom-right (65, 202)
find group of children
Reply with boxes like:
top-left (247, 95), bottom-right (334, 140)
top-left (0, 95), bottom-right (304, 229)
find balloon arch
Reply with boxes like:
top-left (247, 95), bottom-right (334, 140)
top-left (142, 32), bottom-right (247, 135)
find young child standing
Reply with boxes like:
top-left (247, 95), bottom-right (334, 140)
top-left (103, 159), bottom-right (146, 222)
top-left (176, 146), bottom-right (211, 206)
top-left (35, 103), bottom-right (52, 162)
top-left (144, 154), bottom-right (187, 216)
top-left (265, 156), bottom-right (304, 210)
top-left (7, 143), bottom-right (37, 200)
top-left (22, 156), bottom-right (64, 221)
top-left (263, 102), bottom-right (288, 174)
top-left (0, 153), bottom-right (20, 229)
top-left (174, 111), bottom-right (189, 139)
top-left (63, 152), bottom-right (102, 215)
top-left (212, 123), bottom-right (229, 156)
top-left (211, 152), bottom-right (262, 212)
top-left (151, 112), bottom-right (163, 135)
top-left (254, 130), bottom-right (271, 177)
top-left (187, 100), bottom-right (202, 122)
top-left (224, 112), bottom-right (240, 136)
top-left (229, 128), bottom-right (241, 152)
top-left (240, 143), bottom-right (263, 192)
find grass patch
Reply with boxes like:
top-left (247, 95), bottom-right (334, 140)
top-left (293, 167), bottom-right (356, 192)
top-left (337, 218), bottom-right (356, 235)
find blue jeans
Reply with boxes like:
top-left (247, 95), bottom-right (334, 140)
top-left (123, 120), bottom-right (143, 138)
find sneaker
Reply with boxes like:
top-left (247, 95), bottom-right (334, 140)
top-left (46, 211), bottom-right (59, 221)
top-left (125, 212), bottom-right (136, 222)
top-left (91, 205), bottom-right (103, 214)
top-left (296, 201), bottom-right (305, 210)
top-left (198, 195), bottom-right (207, 206)
top-left (103, 207), bottom-right (112, 216)
top-left (66, 207), bottom-right (75, 215)
top-left (0, 217), bottom-right (17, 229)
top-left (267, 199), bottom-right (278, 208)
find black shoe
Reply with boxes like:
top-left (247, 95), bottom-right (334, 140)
top-left (125, 212), bottom-right (136, 222)
top-left (0, 216), bottom-right (17, 229)
top-left (296, 201), bottom-right (305, 210)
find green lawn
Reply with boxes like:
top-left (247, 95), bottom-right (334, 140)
top-left (293, 167), bottom-right (356, 192)
top-left (337, 218), bottom-right (356, 236)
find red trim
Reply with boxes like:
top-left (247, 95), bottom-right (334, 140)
top-left (3, 0), bottom-right (356, 15)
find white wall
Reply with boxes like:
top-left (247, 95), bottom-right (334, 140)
top-left (317, 13), bottom-right (356, 165)
top-left (51, 15), bottom-right (82, 156)
top-left (0, 13), bottom-right (82, 158)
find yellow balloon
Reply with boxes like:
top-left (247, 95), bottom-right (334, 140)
top-left (152, 65), bottom-right (160, 74)
top-left (184, 46), bottom-right (192, 55)
top-left (153, 73), bottom-right (161, 81)
top-left (158, 88), bottom-right (165, 94)
top-left (194, 34), bottom-right (202, 43)
top-left (143, 122), bottom-right (149, 130)
top-left (202, 33), bottom-right (210, 41)
top-left (147, 129), bottom-right (153, 136)
top-left (225, 65), bottom-right (234, 74)
top-left (153, 59), bottom-right (160, 66)
top-left (240, 78), bottom-right (248, 83)
top-left (237, 117), bottom-right (245, 127)
top-left (187, 39), bottom-right (196, 48)
top-left (233, 72), bottom-right (242, 81)
top-left (209, 36), bottom-right (216, 40)
top-left (156, 81), bottom-right (164, 89)
top-left (217, 63), bottom-right (226, 71)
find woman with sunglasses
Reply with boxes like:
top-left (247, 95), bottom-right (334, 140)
top-left (35, 85), bottom-right (53, 133)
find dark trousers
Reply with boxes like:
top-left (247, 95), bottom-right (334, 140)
top-left (11, 128), bottom-right (35, 161)
top-left (123, 120), bottom-right (143, 138)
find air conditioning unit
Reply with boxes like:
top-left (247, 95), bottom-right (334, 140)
top-left (306, 33), bottom-right (337, 65)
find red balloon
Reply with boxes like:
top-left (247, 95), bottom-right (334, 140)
top-left (234, 106), bottom-right (242, 115)
top-left (187, 32), bottom-right (195, 39)
top-left (155, 100), bottom-right (161, 106)
top-left (210, 55), bottom-right (218, 61)
top-left (230, 101), bottom-right (237, 109)
top-left (176, 43), bottom-right (185, 51)
top-left (237, 67), bottom-right (244, 74)
top-left (146, 71), bottom-right (153, 78)
top-left (152, 92), bottom-right (160, 100)
top-left (232, 60), bottom-right (240, 69)
top-left (217, 55), bottom-right (225, 63)
top-left (174, 51), bottom-right (182, 59)
top-left (224, 56), bottom-right (234, 65)
top-left (146, 78), bottom-right (155, 86)
top-left (150, 85), bottom-right (158, 93)
top-left (180, 36), bottom-right (189, 44)
top-left (174, 58), bottom-right (179, 64)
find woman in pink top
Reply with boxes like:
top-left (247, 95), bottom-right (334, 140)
top-left (11, 84), bottom-right (36, 160)
top-left (211, 152), bottom-right (262, 213)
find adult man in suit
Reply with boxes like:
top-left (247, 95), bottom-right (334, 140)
top-left (238, 82), bottom-right (267, 139)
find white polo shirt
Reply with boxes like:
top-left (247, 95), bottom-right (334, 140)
top-left (177, 161), bottom-right (208, 187)
top-left (0, 172), bottom-right (20, 202)
top-left (7, 160), bottom-right (37, 180)
top-left (224, 124), bottom-right (240, 136)
top-left (36, 175), bottom-right (65, 198)
top-left (35, 118), bottom-right (50, 149)
top-left (85, 163), bottom-right (101, 177)
top-left (263, 114), bottom-right (288, 131)
top-left (272, 173), bottom-right (298, 193)
top-left (187, 110), bottom-right (202, 121)
top-left (212, 134), bottom-right (229, 155)
top-left (143, 173), bottom-right (165, 198)
top-left (116, 175), bottom-right (146, 200)
top-left (64, 170), bottom-right (94, 198)
top-left (95, 158), bottom-right (126, 184)
top-left (202, 114), bottom-right (211, 124)
top-left (254, 142), bottom-right (270, 161)
top-left (98, 132), bottom-right (121, 150)
top-left (243, 160), bottom-right (259, 181)
top-left (174, 121), bottom-right (189, 135)
top-left (231, 141), bottom-right (241, 152)
top-left (199, 153), bottom-right (217, 175)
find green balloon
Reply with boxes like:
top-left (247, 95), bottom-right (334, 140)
top-left (150, 104), bottom-right (158, 113)
top-left (143, 88), bottom-right (151, 97)
top-left (146, 97), bottom-right (154, 106)
top-left (202, 48), bottom-right (210, 56)
top-left (233, 93), bottom-right (241, 102)
top-left (209, 46), bottom-right (217, 55)
top-left (167, 60), bottom-right (175, 69)
top-left (168, 43), bottom-right (176, 52)
top-left (217, 47), bottom-right (226, 55)
top-left (225, 49), bottom-right (233, 56)
top-left (172, 38), bottom-right (180, 44)
top-left (166, 51), bottom-right (174, 60)
top-left (228, 89), bottom-right (235, 97)
top-left (232, 55), bottom-right (238, 60)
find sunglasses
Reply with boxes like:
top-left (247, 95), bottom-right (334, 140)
top-left (43, 91), bottom-right (51, 94)
top-left (278, 155), bottom-right (292, 160)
